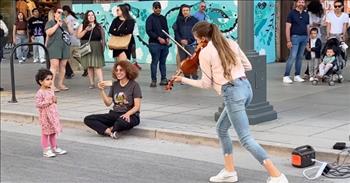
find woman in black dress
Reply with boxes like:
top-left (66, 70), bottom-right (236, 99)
top-left (109, 4), bottom-right (135, 62)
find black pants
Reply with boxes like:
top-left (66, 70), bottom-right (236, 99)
top-left (84, 110), bottom-right (140, 135)
top-left (65, 62), bottom-right (74, 77)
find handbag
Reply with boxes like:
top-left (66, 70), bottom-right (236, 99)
top-left (108, 34), bottom-right (132, 50)
top-left (79, 27), bottom-right (94, 57)
top-left (59, 26), bottom-right (71, 46)
top-left (108, 21), bottom-right (132, 50)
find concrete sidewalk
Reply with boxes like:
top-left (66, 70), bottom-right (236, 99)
top-left (1, 53), bottom-right (349, 159)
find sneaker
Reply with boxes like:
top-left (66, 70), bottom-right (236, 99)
top-left (150, 80), bottom-right (157, 87)
top-left (209, 169), bottom-right (238, 183)
top-left (19, 59), bottom-right (24, 64)
top-left (294, 75), bottom-right (305, 82)
top-left (33, 59), bottom-right (39, 63)
top-left (40, 59), bottom-right (46, 64)
top-left (43, 148), bottom-right (56, 158)
top-left (159, 79), bottom-right (168, 86)
top-left (309, 77), bottom-right (314, 82)
top-left (110, 131), bottom-right (120, 139)
top-left (52, 147), bottom-right (67, 155)
top-left (266, 173), bottom-right (288, 183)
top-left (283, 76), bottom-right (293, 84)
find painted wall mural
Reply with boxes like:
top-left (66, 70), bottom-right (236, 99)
top-left (72, 0), bottom-right (276, 63)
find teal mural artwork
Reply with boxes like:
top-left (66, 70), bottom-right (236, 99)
top-left (72, 0), bottom-right (275, 64)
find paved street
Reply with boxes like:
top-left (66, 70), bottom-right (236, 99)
top-left (1, 121), bottom-right (340, 183)
top-left (1, 57), bottom-right (349, 156)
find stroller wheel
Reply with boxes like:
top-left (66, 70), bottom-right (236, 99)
top-left (329, 81), bottom-right (335, 86)
top-left (312, 80), bottom-right (318, 85)
top-left (338, 77), bottom-right (344, 83)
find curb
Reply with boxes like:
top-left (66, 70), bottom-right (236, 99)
top-left (0, 110), bottom-right (344, 161)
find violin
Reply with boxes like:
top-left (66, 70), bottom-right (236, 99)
top-left (165, 40), bottom-right (208, 91)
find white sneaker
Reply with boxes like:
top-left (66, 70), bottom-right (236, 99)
top-left (309, 77), bottom-right (314, 82)
top-left (40, 59), bottom-right (46, 64)
top-left (283, 76), bottom-right (293, 84)
top-left (33, 59), bottom-right (39, 63)
top-left (294, 75), bottom-right (305, 82)
top-left (43, 148), bottom-right (56, 158)
top-left (110, 131), bottom-right (120, 139)
top-left (209, 169), bottom-right (238, 183)
top-left (52, 147), bottom-right (67, 155)
top-left (18, 59), bottom-right (24, 64)
top-left (266, 173), bottom-right (288, 183)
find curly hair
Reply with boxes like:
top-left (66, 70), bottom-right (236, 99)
top-left (35, 68), bottom-right (53, 86)
top-left (112, 61), bottom-right (139, 81)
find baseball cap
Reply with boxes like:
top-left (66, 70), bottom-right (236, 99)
top-left (153, 2), bottom-right (161, 8)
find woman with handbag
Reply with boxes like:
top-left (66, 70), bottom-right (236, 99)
top-left (45, 7), bottom-right (70, 92)
top-left (108, 4), bottom-right (135, 62)
top-left (77, 10), bottom-right (105, 89)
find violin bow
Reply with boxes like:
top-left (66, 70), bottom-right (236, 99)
top-left (161, 29), bottom-right (192, 57)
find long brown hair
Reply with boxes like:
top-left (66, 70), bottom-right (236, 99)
top-left (118, 4), bottom-right (133, 20)
top-left (82, 10), bottom-right (100, 29)
top-left (192, 22), bottom-right (237, 80)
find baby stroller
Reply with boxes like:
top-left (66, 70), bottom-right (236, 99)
top-left (312, 38), bottom-right (347, 86)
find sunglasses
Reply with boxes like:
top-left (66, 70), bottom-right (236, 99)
top-left (154, 6), bottom-right (161, 9)
top-left (334, 5), bottom-right (342, 8)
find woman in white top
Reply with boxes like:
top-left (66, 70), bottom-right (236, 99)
top-left (173, 22), bottom-right (288, 183)
top-left (326, 0), bottom-right (349, 41)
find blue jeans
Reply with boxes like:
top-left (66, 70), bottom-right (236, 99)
top-left (284, 35), bottom-right (307, 76)
top-left (217, 78), bottom-right (268, 164)
top-left (149, 43), bottom-right (169, 81)
top-left (15, 34), bottom-right (28, 60)
top-left (33, 36), bottom-right (45, 61)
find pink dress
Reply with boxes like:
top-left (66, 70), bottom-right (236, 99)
top-left (35, 89), bottom-right (61, 135)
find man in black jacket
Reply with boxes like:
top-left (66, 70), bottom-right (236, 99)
top-left (146, 1), bottom-right (170, 87)
top-left (173, 4), bottom-right (198, 79)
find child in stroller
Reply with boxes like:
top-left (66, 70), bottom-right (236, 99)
top-left (312, 38), bottom-right (347, 86)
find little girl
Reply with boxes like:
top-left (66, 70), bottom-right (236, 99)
top-left (35, 69), bottom-right (67, 158)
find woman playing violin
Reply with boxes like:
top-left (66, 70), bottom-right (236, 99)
top-left (172, 22), bottom-right (288, 183)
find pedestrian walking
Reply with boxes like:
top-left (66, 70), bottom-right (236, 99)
top-left (172, 22), bottom-right (288, 183)
top-left (283, 0), bottom-right (309, 84)
top-left (35, 68), bottom-right (67, 158)
top-left (84, 61), bottom-right (142, 139)
top-left (63, 5), bottom-right (80, 79)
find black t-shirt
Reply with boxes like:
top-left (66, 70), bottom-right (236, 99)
top-left (28, 17), bottom-right (45, 36)
top-left (108, 80), bottom-right (142, 113)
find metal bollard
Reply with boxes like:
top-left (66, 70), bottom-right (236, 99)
top-left (9, 42), bottom-right (50, 103)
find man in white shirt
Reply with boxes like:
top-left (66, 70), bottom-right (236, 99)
top-left (326, 0), bottom-right (349, 41)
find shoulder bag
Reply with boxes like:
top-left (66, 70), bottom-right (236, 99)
top-left (78, 27), bottom-right (94, 57)
top-left (108, 21), bottom-right (132, 50)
